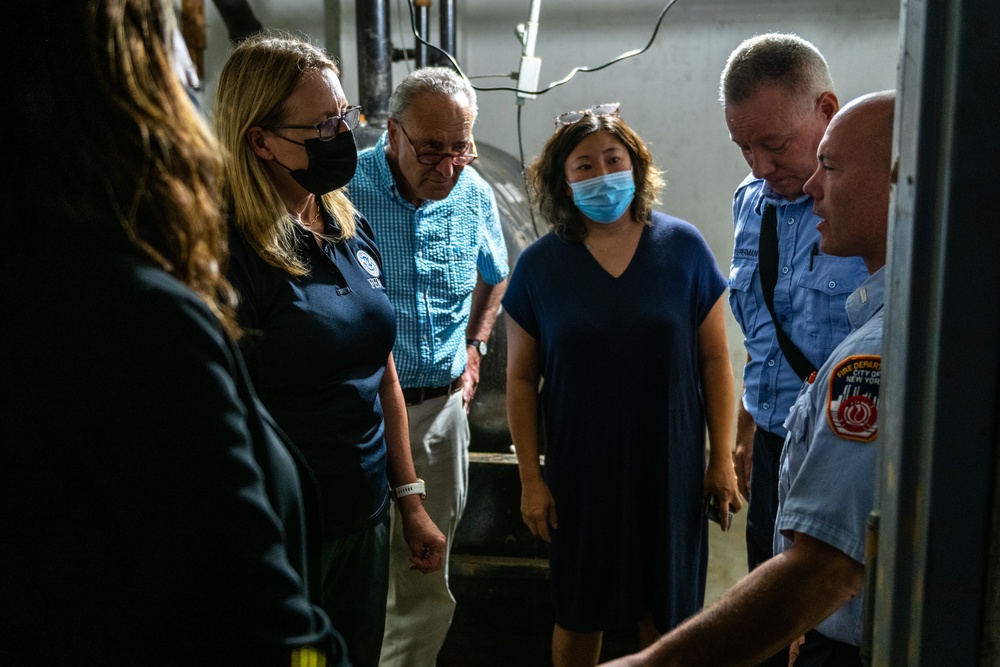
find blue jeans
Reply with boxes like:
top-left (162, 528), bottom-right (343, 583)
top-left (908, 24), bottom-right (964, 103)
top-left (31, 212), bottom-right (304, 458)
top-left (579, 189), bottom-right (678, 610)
top-left (320, 512), bottom-right (391, 667)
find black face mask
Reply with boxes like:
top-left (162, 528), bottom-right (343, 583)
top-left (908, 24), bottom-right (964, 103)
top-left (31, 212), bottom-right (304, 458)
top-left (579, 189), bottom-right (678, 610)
top-left (272, 130), bottom-right (358, 196)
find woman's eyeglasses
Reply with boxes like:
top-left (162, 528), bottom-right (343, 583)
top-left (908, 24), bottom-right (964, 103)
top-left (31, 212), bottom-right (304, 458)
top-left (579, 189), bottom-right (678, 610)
top-left (553, 102), bottom-right (621, 130)
top-left (265, 105), bottom-right (362, 141)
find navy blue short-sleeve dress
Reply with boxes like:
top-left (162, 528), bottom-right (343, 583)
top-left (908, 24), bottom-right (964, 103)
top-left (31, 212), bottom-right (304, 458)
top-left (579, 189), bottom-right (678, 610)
top-left (502, 211), bottom-right (727, 633)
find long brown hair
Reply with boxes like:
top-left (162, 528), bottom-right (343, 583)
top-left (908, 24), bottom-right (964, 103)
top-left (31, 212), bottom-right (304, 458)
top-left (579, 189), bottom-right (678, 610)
top-left (13, 0), bottom-right (238, 337)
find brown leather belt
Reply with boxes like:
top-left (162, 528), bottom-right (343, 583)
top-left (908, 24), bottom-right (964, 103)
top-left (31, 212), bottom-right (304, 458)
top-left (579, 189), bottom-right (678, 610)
top-left (401, 378), bottom-right (462, 406)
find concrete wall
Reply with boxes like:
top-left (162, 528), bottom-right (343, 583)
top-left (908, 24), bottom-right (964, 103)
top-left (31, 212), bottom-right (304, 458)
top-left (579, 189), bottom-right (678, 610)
top-left (200, 0), bottom-right (901, 406)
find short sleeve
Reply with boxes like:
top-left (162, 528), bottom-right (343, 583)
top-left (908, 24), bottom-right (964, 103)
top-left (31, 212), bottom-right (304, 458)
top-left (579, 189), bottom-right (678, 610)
top-left (778, 352), bottom-right (882, 563)
top-left (689, 227), bottom-right (727, 324)
top-left (501, 241), bottom-right (542, 339)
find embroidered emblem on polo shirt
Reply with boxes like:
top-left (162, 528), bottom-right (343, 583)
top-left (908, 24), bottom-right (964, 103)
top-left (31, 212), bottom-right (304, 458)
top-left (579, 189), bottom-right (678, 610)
top-left (356, 250), bottom-right (380, 277)
top-left (826, 355), bottom-right (880, 442)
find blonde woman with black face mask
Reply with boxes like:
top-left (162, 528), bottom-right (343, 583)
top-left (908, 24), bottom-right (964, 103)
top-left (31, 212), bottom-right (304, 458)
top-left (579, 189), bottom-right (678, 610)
top-left (215, 33), bottom-right (445, 667)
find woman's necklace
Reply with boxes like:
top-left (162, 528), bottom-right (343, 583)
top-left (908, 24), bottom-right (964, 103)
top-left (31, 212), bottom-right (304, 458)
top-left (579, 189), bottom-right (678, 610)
top-left (297, 205), bottom-right (322, 233)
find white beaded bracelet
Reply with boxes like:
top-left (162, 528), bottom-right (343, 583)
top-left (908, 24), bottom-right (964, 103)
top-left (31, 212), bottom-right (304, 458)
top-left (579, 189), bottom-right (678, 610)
top-left (393, 478), bottom-right (426, 500)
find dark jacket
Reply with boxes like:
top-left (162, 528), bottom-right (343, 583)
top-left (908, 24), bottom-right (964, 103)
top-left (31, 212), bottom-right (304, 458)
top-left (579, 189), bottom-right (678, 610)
top-left (1, 225), bottom-right (350, 666)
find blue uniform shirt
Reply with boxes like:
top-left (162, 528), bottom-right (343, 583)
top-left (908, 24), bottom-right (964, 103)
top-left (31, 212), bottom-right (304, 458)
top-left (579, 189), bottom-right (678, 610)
top-left (775, 267), bottom-right (885, 646)
top-left (350, 132), bottom-right (509, 389)
top-left (729, 175), bottom-right (868, 436)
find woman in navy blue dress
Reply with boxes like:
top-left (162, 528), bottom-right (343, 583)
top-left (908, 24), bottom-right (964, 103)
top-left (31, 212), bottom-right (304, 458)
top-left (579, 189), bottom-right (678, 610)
top-left (504, 105), bottom-right (742, 666)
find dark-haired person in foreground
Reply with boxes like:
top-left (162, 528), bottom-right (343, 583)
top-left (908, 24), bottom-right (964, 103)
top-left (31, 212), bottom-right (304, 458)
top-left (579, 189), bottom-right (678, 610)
top-left (3, 1), bottom-right (348, 664)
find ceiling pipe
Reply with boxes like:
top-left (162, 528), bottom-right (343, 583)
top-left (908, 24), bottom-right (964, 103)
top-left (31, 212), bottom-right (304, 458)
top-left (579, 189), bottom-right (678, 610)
top-left (355, 0), bottom-right (392, 127)
top-left (414, 0), bottom-right (431, 69)
top-left (433, 0), bottom-right (456, 68)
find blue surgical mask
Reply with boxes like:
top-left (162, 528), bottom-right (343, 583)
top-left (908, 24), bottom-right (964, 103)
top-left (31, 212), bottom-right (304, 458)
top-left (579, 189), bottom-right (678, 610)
top-left (569, 170), bottom-right (636, 224)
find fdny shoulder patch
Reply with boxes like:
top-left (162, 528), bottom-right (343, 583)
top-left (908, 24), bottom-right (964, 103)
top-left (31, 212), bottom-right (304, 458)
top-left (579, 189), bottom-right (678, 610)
top-left (826, 354), bottom-right (881, 442)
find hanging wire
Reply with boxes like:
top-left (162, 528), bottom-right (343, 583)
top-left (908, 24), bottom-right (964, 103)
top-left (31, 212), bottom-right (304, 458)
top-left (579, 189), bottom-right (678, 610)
top-left (404, 0), bottom-right (679, 95)
top-left (401, 0), bottom-right (680, 240)
top-left (467, 73), bottom-right (520, 80)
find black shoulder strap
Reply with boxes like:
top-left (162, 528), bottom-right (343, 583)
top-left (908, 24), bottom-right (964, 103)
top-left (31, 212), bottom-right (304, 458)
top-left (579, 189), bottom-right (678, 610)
top-left (758, 203), bottom-right (817, 381)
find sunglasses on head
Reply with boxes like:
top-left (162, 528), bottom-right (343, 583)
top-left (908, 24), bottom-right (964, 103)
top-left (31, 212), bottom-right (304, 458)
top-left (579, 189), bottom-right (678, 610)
top-left (553, 102), bottom-right (621, 130)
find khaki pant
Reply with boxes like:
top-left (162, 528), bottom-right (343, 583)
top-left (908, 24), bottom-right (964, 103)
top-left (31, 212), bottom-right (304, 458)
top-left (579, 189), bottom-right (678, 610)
top-left (380, 390), bottom-right (470, 667)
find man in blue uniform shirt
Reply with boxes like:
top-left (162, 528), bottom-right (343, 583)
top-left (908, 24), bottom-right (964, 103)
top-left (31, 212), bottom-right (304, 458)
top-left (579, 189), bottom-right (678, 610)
top-left (720, 34), bottom-right (869, 637)
top-left (349, 67), bottom-right (509, 667)
top-left (601, 90), bottom-right (895, 667)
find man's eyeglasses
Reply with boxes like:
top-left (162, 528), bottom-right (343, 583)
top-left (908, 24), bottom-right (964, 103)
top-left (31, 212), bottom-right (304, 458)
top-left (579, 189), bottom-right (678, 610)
top-left (553, 102), bottom-right (621, 130)
top-left (398, 124), bottom-right (477, 166)
top-left (265, 105), bottom-right (362, 141)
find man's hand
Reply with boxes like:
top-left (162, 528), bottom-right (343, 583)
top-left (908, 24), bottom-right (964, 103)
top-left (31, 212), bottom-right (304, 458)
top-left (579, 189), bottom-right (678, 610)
top-left (734, 401), bottom-right (757, 499)
top-left (398, 497), bottom-right (447, 573)
top-left (460, 345), bottom-right (482, 413)
top-left (788, 634), bottom-right (805, 666)
top-left (597, 533), bottom-right (864, 666)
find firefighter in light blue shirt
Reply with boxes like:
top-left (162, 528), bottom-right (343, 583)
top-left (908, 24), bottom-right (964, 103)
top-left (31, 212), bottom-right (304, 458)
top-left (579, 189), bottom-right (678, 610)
top-left (775, 267), bottom-right (884, 653)
top-left (730, 179), bottom-right (869, 441)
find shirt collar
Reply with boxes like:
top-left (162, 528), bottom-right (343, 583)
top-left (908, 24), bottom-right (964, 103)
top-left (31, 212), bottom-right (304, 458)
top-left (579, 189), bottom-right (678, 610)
top-left (846, 266), bottom-right (886, 330)
top-left (371, 131), bottom-right (410, 205)
top-left (756, 180), bottom-right (812, 214)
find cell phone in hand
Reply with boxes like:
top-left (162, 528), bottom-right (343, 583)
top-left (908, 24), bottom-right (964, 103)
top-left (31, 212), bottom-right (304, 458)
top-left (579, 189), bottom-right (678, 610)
top-left (704, 494), bottom-right (733, 531)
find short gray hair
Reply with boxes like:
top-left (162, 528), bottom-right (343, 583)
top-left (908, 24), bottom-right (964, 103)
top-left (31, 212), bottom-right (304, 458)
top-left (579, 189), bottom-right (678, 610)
top-left (388, 66), bottom-right (478, 123)
top-left (719, 33), bottom-right (834, 111)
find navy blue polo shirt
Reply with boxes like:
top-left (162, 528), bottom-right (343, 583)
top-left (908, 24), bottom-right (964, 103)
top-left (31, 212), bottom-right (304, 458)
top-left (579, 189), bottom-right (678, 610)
top-left (228, 212), bottom-right (396, 539)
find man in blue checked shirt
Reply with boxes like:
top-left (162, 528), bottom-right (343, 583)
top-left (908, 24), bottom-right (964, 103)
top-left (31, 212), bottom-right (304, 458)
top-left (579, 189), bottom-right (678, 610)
top-left (349, 67), bottom-right (508, 667)
top-left (720, 34), bottom-right (869, 666)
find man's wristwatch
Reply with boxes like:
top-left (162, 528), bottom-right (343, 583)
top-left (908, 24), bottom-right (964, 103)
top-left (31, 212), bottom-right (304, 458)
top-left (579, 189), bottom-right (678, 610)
top-left (467, 339), bottom-right (488, 357)
top-left (393, 479), bottom-right (426, 500)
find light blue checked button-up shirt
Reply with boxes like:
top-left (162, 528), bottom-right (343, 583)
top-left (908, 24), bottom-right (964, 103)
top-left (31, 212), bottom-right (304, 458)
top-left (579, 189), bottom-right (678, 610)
top-left (349, 132), bottom-right (509, 389)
